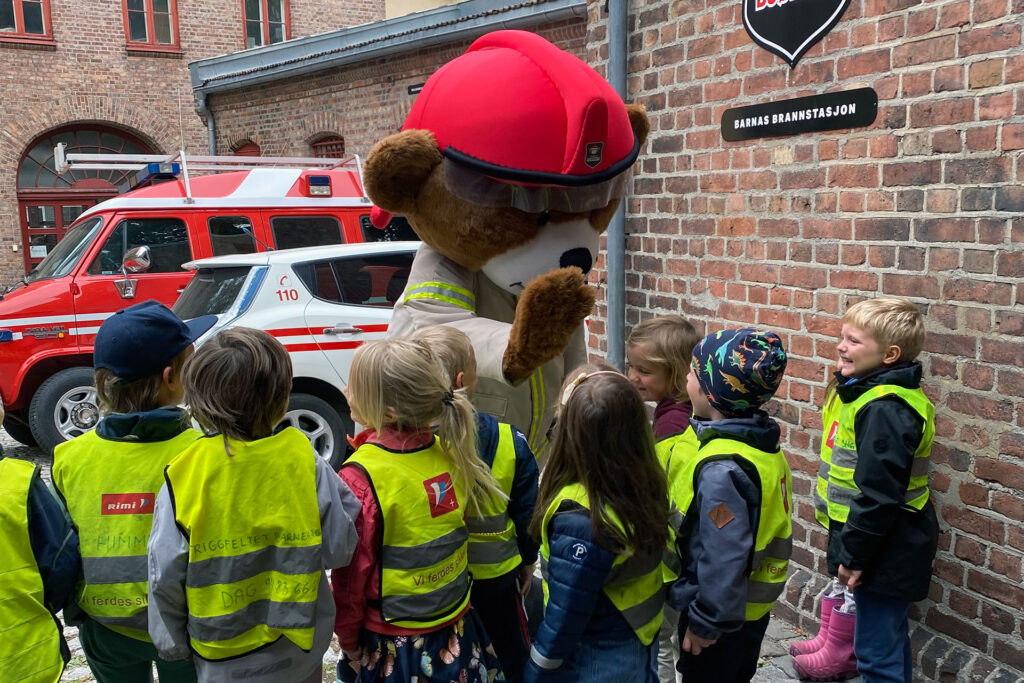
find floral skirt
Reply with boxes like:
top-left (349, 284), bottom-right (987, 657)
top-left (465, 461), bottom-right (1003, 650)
top-left (340, 608), bottom-right (506, 683)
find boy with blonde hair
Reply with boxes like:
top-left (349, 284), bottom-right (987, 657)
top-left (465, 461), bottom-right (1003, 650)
top-left (411, 325), bottom-right (539, 683)
top-left (794, 298), bottom-right (937, 683)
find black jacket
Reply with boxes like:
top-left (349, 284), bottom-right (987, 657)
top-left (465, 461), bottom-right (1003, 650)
top-left (827, 362), bottom-right (939, 601)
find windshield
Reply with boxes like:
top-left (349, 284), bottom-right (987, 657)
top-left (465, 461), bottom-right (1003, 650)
top-left (26, 217), bottom-right (104, 283)
top-left (173, 266), bottom-right (253, 319)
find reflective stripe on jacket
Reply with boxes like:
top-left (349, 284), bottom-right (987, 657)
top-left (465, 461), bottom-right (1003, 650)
top-left (0, 458), bottom-right (64, 683)
top-left (53, 428), bottom-right (201, 641)
top-left (466, 422), bottom-right (521, 579)
top-left (165, 428), bottom-right (322, 660)
top-left (539, 483), bottom-right (665, 646)
top-left (817, 384), bottom-right (934, 524)
top-left (345, 439), bottom-right (471, 628)
top-left (673, 438), bottom-right (793, 621)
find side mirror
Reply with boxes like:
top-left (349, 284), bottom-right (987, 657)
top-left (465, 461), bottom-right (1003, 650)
top-left (123, 246), bottom-right (152, 274)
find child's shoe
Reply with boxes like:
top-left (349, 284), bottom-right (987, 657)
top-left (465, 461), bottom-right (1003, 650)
top-left (789, 594), bottom-right (843, 657)
top-left (792, 607), bottom-right (858, 681)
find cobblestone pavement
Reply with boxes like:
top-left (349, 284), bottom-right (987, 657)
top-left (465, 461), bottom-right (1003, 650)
top-left (3, 428), bottom-right (826, 682)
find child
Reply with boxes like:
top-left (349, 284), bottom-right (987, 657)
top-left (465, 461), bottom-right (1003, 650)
top-left (668, 328), bottom-right (791, 683)
top-left (793, 298), bottom-right (938, 683)
top-left (411, 325), bottom-right (539, 683)
top-left (0, 450), bottom-right (80, 682)
top-left (331, 338), bottom-right (506, 682)
top-left (52, 299), bottom-right (216, 682)
top-left (147, 327), bottom-right (360, 682)
top-left (525, 365), bottom-right (668, 682)
top-left (626, 315), bottom-right (700, 683)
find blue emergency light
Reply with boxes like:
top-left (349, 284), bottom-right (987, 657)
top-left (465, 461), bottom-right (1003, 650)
top-left (307, 174), bottom-right (332, 196)
top-left (131, 162), bottom-right (181, 188)
top-left (0, 330), bottom-right (13, 342)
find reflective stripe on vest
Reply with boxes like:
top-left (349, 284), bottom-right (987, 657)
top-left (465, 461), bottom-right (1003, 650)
top-left (53, 427), bottom-right (202, 642)
top-left (0, 458), bottom-right (64, 683)
top-left (403, 281), bottom-right (476, 312)
top-left (166, 428), bottom-right (322, 661)
top-left (673, 438), bottom-right (793, 621)
top-left (656, 428), bottom-right (700, 583)
top-left (346, 439), bottom-right (471, 628)
top-left (539, 484), bottom-right (665, 646)
top-left (467, 423), bottom-right (521, 580)
top-left (818, 385), bottom-right (934, 524)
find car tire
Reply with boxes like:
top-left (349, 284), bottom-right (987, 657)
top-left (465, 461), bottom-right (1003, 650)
top-left (3, 416), bottom-right (38, 447)
top-left (28, 367), bottom-right (99, 456)
top-left (278, 393), bottom-right (352, 471)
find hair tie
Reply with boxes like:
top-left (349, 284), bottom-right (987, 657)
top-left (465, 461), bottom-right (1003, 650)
top-left (442, 388), bottom-right (455, 406)
top-left (560, 370), bottom-right (622, 407)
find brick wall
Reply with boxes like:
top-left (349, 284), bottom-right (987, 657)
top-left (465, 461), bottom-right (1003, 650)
top-left (207, 20), bottom-right (586, 158)
top-left (0, 0), bottom-right (384, 283)
top-left (586, 0), bottom-right (1023, 678)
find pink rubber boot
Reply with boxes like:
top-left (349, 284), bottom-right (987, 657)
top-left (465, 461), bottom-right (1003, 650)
top-left (789, 594), bottom-right (843, 657)
top-left (792, 607), bottom-right (859, 681)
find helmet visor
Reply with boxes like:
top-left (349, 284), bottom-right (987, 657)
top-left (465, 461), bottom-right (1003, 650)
top-left (443, 160), bottom-right (632, 214)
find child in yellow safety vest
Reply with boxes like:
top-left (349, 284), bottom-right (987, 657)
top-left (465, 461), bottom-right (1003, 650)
top-left (525, 364), bottom-right (669, 682)
top-left (625, 315), bottom-right (701, 683)
top-left (52, 299), bottom-right (216, 683)
top-left (792, 299), bottom-right (937, 683)
top-left (331, 338), bottom-right (508, 683)
top-left (147, 328), bottom-right (360, 683)
top-left (411, 325), bottom-right (540, 683)
top-left (668, 328), bottom-right (791, 683)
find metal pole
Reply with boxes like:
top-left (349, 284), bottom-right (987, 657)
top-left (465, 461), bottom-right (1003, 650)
top-left (606, 0), bottom-right (628, 370)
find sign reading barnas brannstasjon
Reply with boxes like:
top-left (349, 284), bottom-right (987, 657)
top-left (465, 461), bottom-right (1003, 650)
top-left (721, 88), bottom-right (878, 142)
top-left (743, 0), bottom-right (851, 67)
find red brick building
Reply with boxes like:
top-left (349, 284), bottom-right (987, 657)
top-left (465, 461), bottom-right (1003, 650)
top-left (0, 0), bottom-right (383, 283)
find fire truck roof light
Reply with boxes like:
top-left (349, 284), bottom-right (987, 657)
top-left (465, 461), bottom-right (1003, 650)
top-left (308, 174), bottom-right (332, 196)
top-left (131, 162), bottom-right (181, 188)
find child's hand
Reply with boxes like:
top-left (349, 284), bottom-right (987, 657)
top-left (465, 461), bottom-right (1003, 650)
top-left (838, 564), bottom-right (862, 590)
top-left (342, 648), bottom-right (364, 672)
top-left (518, 564), bottom-right (534, 596)
top-left (682, 627), bottom-right (716, 655)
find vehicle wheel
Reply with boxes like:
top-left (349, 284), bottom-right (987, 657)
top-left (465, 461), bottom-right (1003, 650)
top-left (3, 416), bottom-right (38, 447)
top-left (277, 393), bottom-right (352, 470)
top-left (28, 367), bottom-right (100, 455)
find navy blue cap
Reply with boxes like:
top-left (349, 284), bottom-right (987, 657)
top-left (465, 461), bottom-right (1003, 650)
top-left (94, 300), bottom-right (217, 382)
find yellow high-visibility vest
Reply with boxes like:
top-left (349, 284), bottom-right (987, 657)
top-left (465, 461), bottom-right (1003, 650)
top-left (539, 483), bottom-right (665, 646)
top-left (466, 423), bottom-right (521, 580)
top-left (672, 438), bottom-right (793, 621)
top-left (53, 428), bottom-right (201, 641)
top-left (165, 428), bottom-right (322, 660)
top-left (0, 458), bottom-right (64, 683)
top-left (656, 427), bottom-right (699, 582)
top-left (346, 438), bottom-right (471, 628)
top-left (816, 385), bottom-right (934, 524)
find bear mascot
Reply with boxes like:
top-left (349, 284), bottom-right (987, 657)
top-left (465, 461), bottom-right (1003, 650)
top-left (364, 30), bottom-right (648, 454)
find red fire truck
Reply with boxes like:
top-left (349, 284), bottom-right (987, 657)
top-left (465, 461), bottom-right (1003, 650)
top-left (0, 147), bottom-right (410, 453)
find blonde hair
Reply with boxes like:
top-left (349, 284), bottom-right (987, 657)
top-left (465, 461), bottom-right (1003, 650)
top-left (843, 298), bottom-right (925, 362)
top-left (347, 338), bottom-right (504, 514)
top-left (183, 328), bottom-right (292, 447)
top-left (626, 315), bottom-right (701, 399)
top-left (95, 349), bottom-right (190, 415)
top-left (409, 325), bottom-right (475, 386)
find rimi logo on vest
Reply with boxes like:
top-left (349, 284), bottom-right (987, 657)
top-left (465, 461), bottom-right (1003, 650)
top-left (423, 473), bottom-right (459, 518)
top-left (101, 493), bottom-right (156, 515)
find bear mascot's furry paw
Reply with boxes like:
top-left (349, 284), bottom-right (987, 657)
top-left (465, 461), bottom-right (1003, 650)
top-left (365, 30), bottom-right (648, 453)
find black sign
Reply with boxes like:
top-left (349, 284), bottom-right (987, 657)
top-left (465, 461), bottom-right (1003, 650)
top-left (721, 88), bottom-right (877, 142)
top-left (407, 83), bottom-right (425, 95)
top-left (743, 0), bottom-right (851, 67)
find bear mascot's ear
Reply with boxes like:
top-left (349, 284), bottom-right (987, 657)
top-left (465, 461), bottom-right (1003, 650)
top-left (625, 103), bottom-right (651, 151)
top-left (362, 129), bottom-right (443, 216)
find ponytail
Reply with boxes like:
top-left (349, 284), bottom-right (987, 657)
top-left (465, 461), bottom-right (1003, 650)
top-left (436, 389), bottom-right (507, 516)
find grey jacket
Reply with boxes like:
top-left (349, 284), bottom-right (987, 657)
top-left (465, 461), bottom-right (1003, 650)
top-left (388, 244), bottom-right (587, 455)
top-left (147, 457), bottom-right (360, 682)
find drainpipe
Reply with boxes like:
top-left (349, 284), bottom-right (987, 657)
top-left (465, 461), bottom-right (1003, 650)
top-left (197, 92), bottom-right (216, 155)
top-left (606, 1), bottom-right (628, 370)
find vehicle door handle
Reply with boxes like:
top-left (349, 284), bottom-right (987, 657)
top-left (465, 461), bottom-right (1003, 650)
top-left (176, 286), bottom-right (186, 294)
top-left (323, 324), bottom-right (362, 335)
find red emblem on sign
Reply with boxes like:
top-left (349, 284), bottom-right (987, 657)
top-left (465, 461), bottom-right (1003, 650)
top-left (101, 493), bottom-right (156, 515)
top-left (423, 473), bottom-right (459, 518)
top-left (825, 421), bottom-right (839, 449)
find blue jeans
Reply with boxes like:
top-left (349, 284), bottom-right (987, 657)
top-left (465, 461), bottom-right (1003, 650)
top-left (853, 588), bottom-right (912, 683)
top-left (561, 635), bottom-right (657, 682)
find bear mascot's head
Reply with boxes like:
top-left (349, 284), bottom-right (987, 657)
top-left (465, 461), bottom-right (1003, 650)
top-left (367, 30), bottom-right (648, 452)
